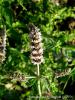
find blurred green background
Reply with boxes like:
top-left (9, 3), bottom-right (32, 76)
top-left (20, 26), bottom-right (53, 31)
top-left (0, 0), bottom-right (75, 99)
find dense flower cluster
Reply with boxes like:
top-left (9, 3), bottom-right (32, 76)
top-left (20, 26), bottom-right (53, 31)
top-left (0, 26), bottom-right (6, 63)
top-left (29, 24), bottom-right (43, 65)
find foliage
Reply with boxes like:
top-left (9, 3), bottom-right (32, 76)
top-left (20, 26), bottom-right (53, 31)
top-left (0, 0), bottom-right (75, 99)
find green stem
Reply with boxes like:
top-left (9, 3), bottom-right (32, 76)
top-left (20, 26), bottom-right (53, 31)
top-left (37, 64), bottom-right (41, 97)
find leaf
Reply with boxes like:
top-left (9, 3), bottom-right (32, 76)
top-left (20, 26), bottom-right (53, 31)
top-left (2, 6), bottom-right (13, 26)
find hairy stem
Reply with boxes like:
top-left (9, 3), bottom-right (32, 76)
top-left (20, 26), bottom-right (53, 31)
top-left (37, 64), bottom-right (41, 97)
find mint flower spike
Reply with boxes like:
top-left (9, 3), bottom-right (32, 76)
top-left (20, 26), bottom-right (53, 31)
top-left (0, 25), bottom-right (6, 63)
top-left (29, 24), bottom-right (44, 65)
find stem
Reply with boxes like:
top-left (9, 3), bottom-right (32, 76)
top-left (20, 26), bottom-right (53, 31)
top-left (25, 76), bottom-right (36, 79)
top-left (37, 64), bottom-right (41, 97)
